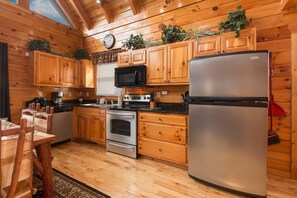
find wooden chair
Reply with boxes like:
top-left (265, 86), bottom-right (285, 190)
top-left (0, 118), bottom-right (34, 198)
top-left (34, 112), bottom-right (53, 134)
top-left (21, 104), bottom-right (53, 134)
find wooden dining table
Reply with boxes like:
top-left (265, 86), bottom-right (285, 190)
top-left (5, 122), bottom-right (56, 198)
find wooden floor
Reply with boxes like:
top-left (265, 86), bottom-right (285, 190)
top-left (51, 141), bottom-right (297, 198)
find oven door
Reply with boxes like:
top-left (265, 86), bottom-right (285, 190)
top-left (106, 110), bottom-right (137, 145)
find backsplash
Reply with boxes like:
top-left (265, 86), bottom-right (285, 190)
top-left (125, 85), bottom-right (189, 103)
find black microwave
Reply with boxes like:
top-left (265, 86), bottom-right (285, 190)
top-left (115, 65), bottom-right (146, 87)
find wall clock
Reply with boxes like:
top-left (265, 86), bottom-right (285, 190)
top-left (103, 34), bottom-right (116, 49)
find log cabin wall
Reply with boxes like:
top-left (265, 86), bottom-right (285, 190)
top-left (0, 1), bottom-right (82, 123)
top-left (82, 0), bottom-right (293, 178)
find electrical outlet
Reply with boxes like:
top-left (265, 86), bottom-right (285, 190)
top-left (161, 91), bottom-right (168, 95)
top-left (156, 92), bottom-right (161, 98)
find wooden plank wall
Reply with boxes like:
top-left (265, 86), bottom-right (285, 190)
top-left (83, 0), bottom-right (293, 178)
top-left (0, 1), bottom-right (82, 123)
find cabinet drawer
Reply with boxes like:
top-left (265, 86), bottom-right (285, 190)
top-left (139, 122), bottom-right (186, 145)
top-left (75, 107), bottom-right (105, 117)
top-left (139, 112), bottom-right (187, 126)
top-left (138, 138), bottom-right (187, 164)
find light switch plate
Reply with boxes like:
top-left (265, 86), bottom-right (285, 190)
top-left (161, 91), bottom-right (168, 95)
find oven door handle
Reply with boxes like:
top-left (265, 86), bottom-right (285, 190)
top-left (107, 112), bottom-right (135, 118)
top-left (108, 142), bottom-right (135, 150)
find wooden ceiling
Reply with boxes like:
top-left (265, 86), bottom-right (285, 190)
top-left (57, 0), bottom-right (142, 30)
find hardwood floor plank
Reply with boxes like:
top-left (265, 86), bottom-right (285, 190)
top-left (52, 141), bottom-right (297, 198)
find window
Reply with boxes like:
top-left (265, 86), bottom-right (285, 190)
top-left (30, 0), bottom-right (72, 27)
top-left (96, 63), bottom-right (122, 96)
top-left (9, 0), bottom-right (17, 3)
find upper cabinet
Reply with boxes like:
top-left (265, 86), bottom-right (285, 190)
top-left (33, 51), bottom-right (60, 86)
top-left (146, 41), bottom-right (190, 85)
top-left (79, 59), bottom-right (95, 88)
top-left (118, 49), bottom-right (146, 67)
top-left (146, 45), bottom-right (167, 85)
top-left (220, 28), bottom-right (256, 53)
top-left (59, 57), bottom-right (79, 87)
top-left (31, 51), bottom-right (94, 88)
top-left (192, 28), bottom-right (256, 57)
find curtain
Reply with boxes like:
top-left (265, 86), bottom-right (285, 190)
top-left (0, 42), bottom-right (11, 121)
top-left (91, 48), bottom-right (122, 65)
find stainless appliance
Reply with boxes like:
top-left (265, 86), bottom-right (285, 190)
top-left (188, 51), bottom-right (269, 197)
top-left (106, 94), bottom-right (151, 158)
top-left (52, 91), bottom-right (64, 105)
top-left (115, 65), bottom-right (146, 87)
top-left (52, 106), bottom-right (73, 144)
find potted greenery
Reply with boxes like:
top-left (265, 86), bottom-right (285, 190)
top-left (218, 6), bottom-right (252, 37)
top-left (160, 24), bottom-right (186, 44)
top-left (74, 49), bottom-right (90, 60)
top-left (27, 39), bottom-right (51, 53)
top-left (122, 34), bottom-right (145, 50)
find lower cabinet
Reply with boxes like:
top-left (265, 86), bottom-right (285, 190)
top-left (138, 111), bottom-right (188, 165)
top-left (73, 107), bottom-right (106, 145)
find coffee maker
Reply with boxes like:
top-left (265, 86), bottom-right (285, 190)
top-left (52, 92), bottom-right (64, 106)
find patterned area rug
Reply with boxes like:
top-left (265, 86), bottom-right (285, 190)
top-left (33, 168), bottom-right (110, 198)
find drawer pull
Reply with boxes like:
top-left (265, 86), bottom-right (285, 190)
top-left (158, 149), bottom-right (162, 152)
top-left (158, 131), bottom-right (162, 135)
top-left (159, 118), bottom-right (162, 121)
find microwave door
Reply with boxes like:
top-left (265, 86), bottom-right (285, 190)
top-left (116, 71), bottom-right (137, 87)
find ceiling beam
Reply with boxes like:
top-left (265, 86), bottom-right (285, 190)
top-left (18, 0), bottom-right (29, 9)
top-left (281, 0), bottom-right (297, 10)
top-left (70, 0), bottom-right (92, 30)
top-left (56, 0), bottom-right (80, 29)
top-left (128, 0), bottom-right (140, 15)
top-left (100, 1), bottom-right (112, 24)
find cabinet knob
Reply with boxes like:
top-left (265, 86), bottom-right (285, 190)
top-left (158, 131), bottom-right (162, 135)
top-left (158, 149), bottom-right (162, 152)
top-left (159, 118), bottom-right (162, 121)
top-left (217, 51), bottom-right (220, 53)
top-left (142, 133), bottom-right (145, 136)
top-left (222, 50), bottom-right (225, 53)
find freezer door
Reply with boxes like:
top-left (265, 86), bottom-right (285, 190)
top-left (190, 52), bottom-right (269, 98)
top-left (188, 104), bottom-right (267, 196)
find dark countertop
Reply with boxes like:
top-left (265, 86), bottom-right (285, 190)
top-left (62, 100), bottom-right (189, 115)
top-left (109, 103), bottom-right (189, 115)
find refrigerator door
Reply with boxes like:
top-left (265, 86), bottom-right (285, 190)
top-left (188, 103), bottom-right (267, 196)
top-left (190, 51), bottom-right (269, 98)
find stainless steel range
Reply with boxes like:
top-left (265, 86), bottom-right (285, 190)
top-left (106, 94), bottom-right (151, 158)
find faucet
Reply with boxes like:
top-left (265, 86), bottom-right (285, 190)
top-left (110, 100), bottom-right (114, 105)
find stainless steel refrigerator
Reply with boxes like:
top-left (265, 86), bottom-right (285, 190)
top-left (188, 51), bottom-right (269, 197)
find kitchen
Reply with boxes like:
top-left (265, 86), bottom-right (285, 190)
top-left (0, 0), bottom-right (297, 197)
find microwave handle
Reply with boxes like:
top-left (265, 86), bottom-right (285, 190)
top-left (135, 70), bottom-right (138, 83)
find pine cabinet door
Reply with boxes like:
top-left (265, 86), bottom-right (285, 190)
top-left (34, 51), bottom-right (60, 86)
top-left (146, 45), bottom-right (167, 85)
top-left (221, 28), bottom-right (256, 53)
top-left (168, 41), bottom-right (190, 84)
top-left (118, 52), bottom-right (131, 67)
top-left (131, 49), bottom-right (146, 65)
top-left (59, 57), bottom-right (78, 87)
top-left (80, 59), bottom-right (94, 88)
top-left (97, 117), bottom-right (106, 144)
top-left (76, 115), bottom-right (88, 139)
top-left (88, 117), bottom-right (100, 142)
top-left (192, 35), bottom-right (221, 57)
